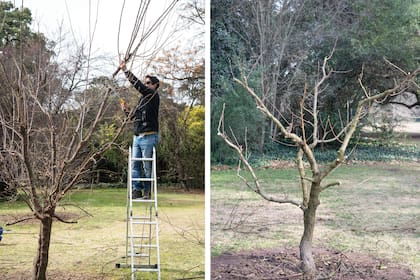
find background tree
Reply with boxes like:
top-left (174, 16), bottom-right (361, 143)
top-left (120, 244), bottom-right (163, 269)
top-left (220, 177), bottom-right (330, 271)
top-left (69, 0), bottom-right (206, 190)
top-left (150, 0), bottom-right (205, 189)
top-left (0, 1), bottom-right (33, 46)
top-left (159, 104), bottom-right (205, 190)
top-left (211, 0), bottom-right (420, 163)
top-left (153, 45), bottom-right (205, 190)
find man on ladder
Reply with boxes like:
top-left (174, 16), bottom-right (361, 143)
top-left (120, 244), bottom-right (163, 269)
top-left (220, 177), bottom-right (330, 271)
top-left (117, 61), bottom-right (162, 279)
top-left (119, 61), bottom-right (160, 199)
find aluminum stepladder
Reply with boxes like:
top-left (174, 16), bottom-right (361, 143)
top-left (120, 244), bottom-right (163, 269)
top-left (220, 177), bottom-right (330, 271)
top-left (117, 146), bottom-right (161, 280)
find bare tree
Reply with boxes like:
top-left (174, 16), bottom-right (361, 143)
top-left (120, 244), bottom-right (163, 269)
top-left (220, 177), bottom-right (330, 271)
top-left (182, 0), bottom-right (205, 25)
top-left (0, 36), bottom-right (128, 279)
top-left (233, 0), bottom-right (305, 152)
top-left (218, 49), bottom-right (419, 275)
top-left (0, 1), bottom-right (190, 279)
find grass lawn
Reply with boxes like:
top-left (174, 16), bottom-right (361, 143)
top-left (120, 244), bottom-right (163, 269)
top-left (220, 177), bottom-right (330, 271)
top-left (0, 189), bottom-right (204, 279)
top-left (211, 163), bottom-right (420, 277)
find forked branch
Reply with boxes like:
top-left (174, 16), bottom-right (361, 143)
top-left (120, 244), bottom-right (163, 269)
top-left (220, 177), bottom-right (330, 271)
top-left (217, 104), bottom-right (303, 209)
top-left (321, 64), bottom-right (420, 180)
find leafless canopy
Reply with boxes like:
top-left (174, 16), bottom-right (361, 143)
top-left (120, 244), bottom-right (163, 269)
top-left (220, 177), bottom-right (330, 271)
top-left (218, 47), bottom-right (419, 210)
top-left (113, 0), bottom-right (179, 77)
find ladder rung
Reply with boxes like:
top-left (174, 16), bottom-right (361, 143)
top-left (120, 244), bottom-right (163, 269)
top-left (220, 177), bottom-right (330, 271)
top-left (133, 268), bottom-right (159, 272)
top-left (127, 253), bottom-right (150, 257)
top-left (134, 269), bottom-right (159, 272)
top-left (128, 235), bottom-right (149, 239)
top-left (132, 198), bottom-right (156, 202)
top-left (132, 216), bottom-right (152, 220)
top-left (133, 244), bottom-right (158, 248)
top-left (131, 178), bottom-right (155, 182)
top-left (131, 157), bottom-right (153, 161)
top-left (132, 264), bottom-right (158, 269)
top-left (132, 221), bottom-right (157, 225)
top-left (116, 263), bottom-right (159, 269)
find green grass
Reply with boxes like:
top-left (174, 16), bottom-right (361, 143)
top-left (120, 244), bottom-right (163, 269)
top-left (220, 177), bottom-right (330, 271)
top-left (0, 189), bottom-right (204, 280)
top-left (226, 137), bottom-right (420, 166)
top-left (211, 163), bottom-right (420, 277)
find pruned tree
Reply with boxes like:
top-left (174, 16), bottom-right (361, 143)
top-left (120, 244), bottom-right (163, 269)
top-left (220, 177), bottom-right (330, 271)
top-left (0, 4), bottom-right (133, 279)
top-left (0, 1), bottom-right (197, 279)
top-left (218, 48), bottom-right (419, 275)
top-left (0, 33), bottom-right (129, 280)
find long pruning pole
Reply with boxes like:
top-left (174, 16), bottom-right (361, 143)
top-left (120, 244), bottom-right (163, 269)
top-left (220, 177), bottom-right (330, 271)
top-left (113, 0), bottom-right (179, 78)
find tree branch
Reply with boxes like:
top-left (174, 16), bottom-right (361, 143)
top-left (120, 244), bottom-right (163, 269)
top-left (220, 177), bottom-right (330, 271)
top-left (321, 64), bottom-right (419, 180)
top-left (218, 104), bottom-right (303, 210)
top-left (321, 181), bottom-right (341, 191)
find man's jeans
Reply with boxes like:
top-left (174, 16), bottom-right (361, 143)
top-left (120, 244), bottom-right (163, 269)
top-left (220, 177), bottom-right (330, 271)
top-left (132, 133), bottom-right (158, 195)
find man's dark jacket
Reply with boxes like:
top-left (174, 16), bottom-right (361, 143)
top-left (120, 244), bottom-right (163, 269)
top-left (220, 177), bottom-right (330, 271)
top-left (124, 70), bottom-right (160, 135)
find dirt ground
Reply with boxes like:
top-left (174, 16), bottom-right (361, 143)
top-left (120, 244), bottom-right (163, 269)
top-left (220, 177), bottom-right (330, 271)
top-left (211, 247), bottom-right (415, 280)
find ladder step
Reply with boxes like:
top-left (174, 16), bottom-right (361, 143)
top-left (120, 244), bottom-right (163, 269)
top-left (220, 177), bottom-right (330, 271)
top-left (133, 264), bottom-right (158, 269)
top-left (116, 263), bottom-right (159, 270)
top-left (133, 267), bottom-right (159, 272)
top-left (132, 198), bottom-right (156, 202)
top-left (131, 157), bottom-right (153, 161)
top-left (134, 268), bottom-right (160, 272)
top-left (132, 216), bottom-right (152, 220)
top-left (133, 244), bottom-right (158, 248)
top-left (127, 253), bottom-right (150, 257)
top-left (131, 178), bottom-right (155, 182)
top-left (132, 221), bottom-right (157, 225)
top-left (128, 235), bottom-right (150, 239)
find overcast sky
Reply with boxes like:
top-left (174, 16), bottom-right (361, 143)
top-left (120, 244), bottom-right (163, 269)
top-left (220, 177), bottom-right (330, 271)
top-left (15, 0), bottom-right (198, 75)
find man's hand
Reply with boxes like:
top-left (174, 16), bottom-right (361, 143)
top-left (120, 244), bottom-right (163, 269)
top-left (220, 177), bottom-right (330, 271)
top-left (119, 61), bottom-right (127, 71)
top-left (112, 60), bottom-right (127, 78)
top-left (119, 98), bottom-right (130, 112)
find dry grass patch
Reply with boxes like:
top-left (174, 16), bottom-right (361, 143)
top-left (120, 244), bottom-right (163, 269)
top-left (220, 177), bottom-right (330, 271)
top-left (0, 189), bottom-right (204, 279)
top-left (211, 163), bottom-right (420, 278)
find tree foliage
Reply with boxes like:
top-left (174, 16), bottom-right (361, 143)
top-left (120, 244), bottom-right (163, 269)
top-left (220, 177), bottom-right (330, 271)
top-left (211, 0), bottom-right (420, 163)
top-left (0, 1), bottom-right (33, 46)
top-left (159, 103), bottom-right (205, 190)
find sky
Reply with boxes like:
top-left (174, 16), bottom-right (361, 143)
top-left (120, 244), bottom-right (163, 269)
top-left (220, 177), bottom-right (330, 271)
top-left (15, 0), bottom-right (199, 75)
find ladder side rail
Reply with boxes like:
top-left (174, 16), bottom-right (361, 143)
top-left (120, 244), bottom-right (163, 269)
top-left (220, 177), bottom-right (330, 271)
top-left (153, 147), bottom-right (161, 279)
top-left (128, 147), bottom-right (136, 280)
top-left (148, 205), bottom-right (153, 267)
top-left (125, 173), bottom-right (130, 267)
top-left (125, 147), bottom-right (132, 266)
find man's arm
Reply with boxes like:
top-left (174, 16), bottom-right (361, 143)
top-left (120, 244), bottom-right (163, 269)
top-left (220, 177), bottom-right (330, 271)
top-left (119, 61), bottom-right (155, 95)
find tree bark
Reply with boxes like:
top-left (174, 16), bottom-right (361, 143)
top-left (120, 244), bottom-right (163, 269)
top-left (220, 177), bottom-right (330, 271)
top-left (299, 182), bottom-right (321, 275)
top-left (32, 213), bottom-right (54, 280)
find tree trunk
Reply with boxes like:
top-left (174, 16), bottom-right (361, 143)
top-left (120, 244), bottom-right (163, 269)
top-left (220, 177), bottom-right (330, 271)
top-left (299, 182), bottom-right (321, 275)
top-left (32, 214), bottom-right (54, 280)
top-left (258, 123), bottom-right (265, 153)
